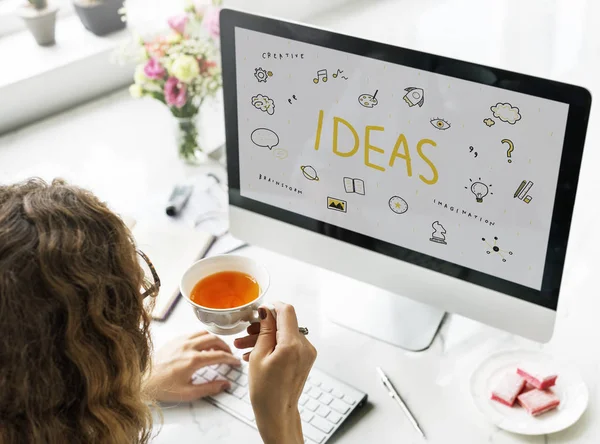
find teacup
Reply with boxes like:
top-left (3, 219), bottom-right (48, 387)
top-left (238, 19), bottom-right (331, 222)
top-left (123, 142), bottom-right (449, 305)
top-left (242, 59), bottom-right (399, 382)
top-left (180, 254), bottom-right (270, 335)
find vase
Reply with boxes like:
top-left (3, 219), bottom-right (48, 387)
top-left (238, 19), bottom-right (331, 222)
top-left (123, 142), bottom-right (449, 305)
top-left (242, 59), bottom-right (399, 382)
top-left (73, 0), bottom-right (126, 36)
top-left (173, 116), bottom-right (205, 164)
top-left (18, 5), bottom-right (58, 46)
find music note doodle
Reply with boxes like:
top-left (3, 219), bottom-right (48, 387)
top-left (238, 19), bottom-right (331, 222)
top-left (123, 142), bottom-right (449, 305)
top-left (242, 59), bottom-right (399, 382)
top-left (313, 69), bottom-right (328, 84)
top-left (332, 69), bottom-right (343, 78)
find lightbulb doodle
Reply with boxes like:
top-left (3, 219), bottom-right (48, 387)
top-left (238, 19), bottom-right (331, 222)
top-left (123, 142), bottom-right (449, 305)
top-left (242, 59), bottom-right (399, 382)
top-left (389, 196), bottom-right (409, 214)
top-left (358, 90), bottom-right (379, 108)
top-left (254, 67), bottom-right (273, 83)
top-left (403, 87), bottom-right (425, 107)
top-left (466, 177), bottom-right (493, 203)
top-left (501, 138), bottom-right (515, 163)
top-left (429, 221), bottom-right (447, 245)
top-left (482, 236), bottom-right (513, 262)
top-left (251, 94), bottom-right (275, 115)
top-left (300, 165), bottom-right (319, 181)
top-left (430, 118), bottom-right (451, 130)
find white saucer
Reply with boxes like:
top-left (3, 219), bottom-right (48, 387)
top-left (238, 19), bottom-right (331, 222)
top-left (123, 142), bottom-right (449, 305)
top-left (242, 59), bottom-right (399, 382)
top-left (470, 350), bottom-right (588, 435)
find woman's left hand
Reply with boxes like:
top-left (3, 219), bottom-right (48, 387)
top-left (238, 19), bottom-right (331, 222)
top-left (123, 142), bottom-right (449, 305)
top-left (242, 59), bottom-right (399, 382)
top-left (145, 331), bottom-right (241, 402)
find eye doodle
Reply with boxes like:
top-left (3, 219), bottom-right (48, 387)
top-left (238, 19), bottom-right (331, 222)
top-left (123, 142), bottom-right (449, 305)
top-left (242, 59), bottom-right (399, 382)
top-left (430, 118), bottom-right (451, 130)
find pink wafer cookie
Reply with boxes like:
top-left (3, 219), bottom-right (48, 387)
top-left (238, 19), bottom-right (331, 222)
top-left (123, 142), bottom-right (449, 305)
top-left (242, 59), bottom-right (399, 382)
top-left (490, 372), bottom-right (526, 407)
top-left (517, 389), bottom-right (560, 416)
top-left (517, 367), bottom-right (558, 390)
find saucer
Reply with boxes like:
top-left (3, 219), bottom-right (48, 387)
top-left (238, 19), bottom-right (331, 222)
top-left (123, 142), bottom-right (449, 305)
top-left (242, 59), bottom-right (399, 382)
top-left (470, 350), bottom-right (588, 435)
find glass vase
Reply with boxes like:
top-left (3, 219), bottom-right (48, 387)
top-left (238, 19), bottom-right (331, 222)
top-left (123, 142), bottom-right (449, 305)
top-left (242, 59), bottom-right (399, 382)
top-left (173, 116), bottom-right (205, 165)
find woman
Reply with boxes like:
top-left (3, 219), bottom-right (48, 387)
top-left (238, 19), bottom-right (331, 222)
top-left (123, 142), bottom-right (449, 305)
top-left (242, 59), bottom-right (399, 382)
top-left (0, 178), bottom-right (316, 444)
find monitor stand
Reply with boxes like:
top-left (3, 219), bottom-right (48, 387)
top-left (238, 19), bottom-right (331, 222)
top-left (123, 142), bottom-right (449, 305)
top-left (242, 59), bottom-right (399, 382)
top-left (320, 273), bottom-right (446, 351)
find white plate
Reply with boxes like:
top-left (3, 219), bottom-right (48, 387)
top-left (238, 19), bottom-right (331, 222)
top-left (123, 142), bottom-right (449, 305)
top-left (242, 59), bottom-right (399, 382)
top-left (470, 350), bottom-right (588, 435)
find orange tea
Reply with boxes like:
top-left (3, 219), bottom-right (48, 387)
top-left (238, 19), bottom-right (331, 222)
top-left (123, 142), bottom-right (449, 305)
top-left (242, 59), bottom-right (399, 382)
top-left (190, 271), bottom-right (259, 309)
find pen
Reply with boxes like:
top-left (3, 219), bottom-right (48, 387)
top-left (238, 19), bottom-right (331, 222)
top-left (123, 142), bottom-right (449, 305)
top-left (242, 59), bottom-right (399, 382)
top-left (377, 367), bottom-right (426, 439)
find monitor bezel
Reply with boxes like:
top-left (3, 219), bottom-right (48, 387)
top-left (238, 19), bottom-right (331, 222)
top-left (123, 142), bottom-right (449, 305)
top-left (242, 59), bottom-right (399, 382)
top-left (220, 8), bottom-right (592, 311)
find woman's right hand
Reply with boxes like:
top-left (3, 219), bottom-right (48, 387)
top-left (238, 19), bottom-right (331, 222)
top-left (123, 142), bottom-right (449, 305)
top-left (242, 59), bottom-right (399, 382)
top-left (234, 302), bottom-right (317, 444)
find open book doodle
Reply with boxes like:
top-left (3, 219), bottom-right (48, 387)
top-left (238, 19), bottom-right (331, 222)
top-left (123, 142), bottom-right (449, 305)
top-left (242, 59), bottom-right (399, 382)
top-left (343, 177), bottom-right (365, 195)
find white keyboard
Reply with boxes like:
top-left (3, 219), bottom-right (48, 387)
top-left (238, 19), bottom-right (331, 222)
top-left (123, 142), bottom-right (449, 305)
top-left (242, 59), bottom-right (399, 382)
top-left (192, 362), bottom-right (367, 443)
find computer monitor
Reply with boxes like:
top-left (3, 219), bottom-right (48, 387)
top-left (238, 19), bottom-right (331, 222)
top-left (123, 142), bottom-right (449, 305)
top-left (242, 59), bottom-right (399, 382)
top-left (219, 9), bottom-right (591, 347)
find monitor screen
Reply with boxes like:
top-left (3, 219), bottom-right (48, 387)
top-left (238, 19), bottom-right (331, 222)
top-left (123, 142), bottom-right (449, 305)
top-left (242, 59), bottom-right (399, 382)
top-left (223, 17), bottom-right (589, 310)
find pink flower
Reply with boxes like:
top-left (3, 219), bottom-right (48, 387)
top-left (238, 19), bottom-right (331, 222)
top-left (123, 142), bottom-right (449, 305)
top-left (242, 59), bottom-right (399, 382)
top-left (202, 6), bottom-right (220, 39)
top-left (143, 58), bottom-right (165, 80)
top-left (168, 14), bottom-right (188, 35)
top-left (164, 77), bottom-right (187, 108)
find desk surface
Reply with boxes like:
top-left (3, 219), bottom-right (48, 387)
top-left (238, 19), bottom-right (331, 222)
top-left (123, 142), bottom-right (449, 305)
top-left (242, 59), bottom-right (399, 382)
top-left (1, 1), bottom-right (600, 443)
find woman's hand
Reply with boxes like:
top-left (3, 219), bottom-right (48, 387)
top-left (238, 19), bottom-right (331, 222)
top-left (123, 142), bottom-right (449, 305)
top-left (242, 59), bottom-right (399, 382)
top-left (146, 331), bottom-right (240, 403)
top-left (234, 302), bottom-right (317, 444)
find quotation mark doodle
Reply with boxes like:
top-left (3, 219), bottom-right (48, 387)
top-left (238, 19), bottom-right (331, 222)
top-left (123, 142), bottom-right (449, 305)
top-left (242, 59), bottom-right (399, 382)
top-left (469, 146), bottom-right (478, 158)
top-left (288, 95), bottom-right (297, 104)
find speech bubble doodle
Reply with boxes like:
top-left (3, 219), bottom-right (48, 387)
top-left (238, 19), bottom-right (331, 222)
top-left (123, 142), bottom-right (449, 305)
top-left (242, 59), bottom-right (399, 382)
top-left (490, 102), bottom-right (521, 124)
top-left (273, 148), bottom-right (288, 159)
top-left (251, 128), bottom-right (279, 150)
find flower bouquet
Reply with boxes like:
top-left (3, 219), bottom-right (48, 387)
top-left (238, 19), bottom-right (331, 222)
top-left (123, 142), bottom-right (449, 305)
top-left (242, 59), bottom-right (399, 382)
top-left (128, 0), bottom-right (222, 164)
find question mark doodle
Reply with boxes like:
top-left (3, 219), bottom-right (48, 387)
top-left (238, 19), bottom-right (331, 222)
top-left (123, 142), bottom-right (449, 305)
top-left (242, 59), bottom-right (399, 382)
top-left (469, 146), bottom-right (478, 158)
top-left (501, 139), bottom-right (515, 163)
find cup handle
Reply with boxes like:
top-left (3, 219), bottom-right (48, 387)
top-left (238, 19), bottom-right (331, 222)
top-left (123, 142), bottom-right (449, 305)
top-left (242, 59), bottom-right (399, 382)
top-left (249, 303), bottom-right (277, 324)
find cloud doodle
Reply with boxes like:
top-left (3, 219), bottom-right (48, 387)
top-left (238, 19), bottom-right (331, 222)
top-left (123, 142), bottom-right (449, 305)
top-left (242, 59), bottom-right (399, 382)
top-left (490, 102), bottom-right (521, 125)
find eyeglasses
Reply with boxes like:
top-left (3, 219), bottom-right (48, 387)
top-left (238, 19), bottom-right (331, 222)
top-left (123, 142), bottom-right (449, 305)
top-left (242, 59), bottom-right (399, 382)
top-left (137, 249), bottom-right (161, 298)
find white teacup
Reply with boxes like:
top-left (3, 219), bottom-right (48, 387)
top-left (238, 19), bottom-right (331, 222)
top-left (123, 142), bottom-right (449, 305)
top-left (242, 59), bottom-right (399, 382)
top-left (180, 254), bottom-right (270, 335)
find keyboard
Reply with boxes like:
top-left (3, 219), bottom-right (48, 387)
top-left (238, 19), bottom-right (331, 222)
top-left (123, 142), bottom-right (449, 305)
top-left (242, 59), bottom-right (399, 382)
top-left (192, 362), bottom-right (367, 443)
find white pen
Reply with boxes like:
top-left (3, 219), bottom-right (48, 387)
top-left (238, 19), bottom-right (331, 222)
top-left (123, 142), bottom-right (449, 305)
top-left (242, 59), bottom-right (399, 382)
top-left (377, 367), bottom-right (426, 439)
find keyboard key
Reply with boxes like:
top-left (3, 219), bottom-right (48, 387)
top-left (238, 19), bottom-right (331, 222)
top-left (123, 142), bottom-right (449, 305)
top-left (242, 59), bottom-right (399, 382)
top-left (330, 399), bottom-right (350, 414)
top-left (319, 394), bottom-right (333, 405)
top-left (316, 405), bottom-right (331, 418)
top-left (214, 374), bottom-right (228, 382)
top-left (320, 384), bottom-right (333, 393)
top-left (209, 364), bottom-right (219, 370)
top-left (205, 370), bottom-right (219, 381)
top-left (342, 394), bottom-right (356, 405)
top-left (217, 364), bottom-right (231, 375)
top-left (191, 375), bottom-right (208, 385)
top-left (326, 411), bottom-right (342, 424)
top-left (242, 394), bottom-right (251, 404)
top-left (301, 422), bottom-right (327, 443)
top-left (226, 369), bottom-right (242, 382)
top-left (225, 383), bottom-right (238, 395)
top-left (237, 374), bottom-right (249, 387)
top-left (233, 386), bottom-right (248, 399)
top-left (308, 389), bottom-right (322, 400)
top-left (309, 379), bottom-right (322, 387)
top-left (195, 368), bottom-right (207, 377)
top-left (300, 410), bottom-right (314, 422)
top-left (212, 392), bottom-right (255, 421)
top-left (306, 399), bottom-right (319, 412)
top-left (332, 389), bottom-right (344, 399)
top-left (310, 416), bottom-right (334, 434)
top-left (299, 394), bottom-right (309, 406)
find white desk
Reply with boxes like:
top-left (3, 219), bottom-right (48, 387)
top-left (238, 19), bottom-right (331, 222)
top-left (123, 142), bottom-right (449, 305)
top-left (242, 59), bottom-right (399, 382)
top-left (1, 1), bottom-right (599, 443)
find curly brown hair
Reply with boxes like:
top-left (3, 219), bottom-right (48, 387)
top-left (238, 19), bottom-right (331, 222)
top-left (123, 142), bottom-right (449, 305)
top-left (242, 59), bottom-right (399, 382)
top-left (0, 179), bottom-right (154, 444)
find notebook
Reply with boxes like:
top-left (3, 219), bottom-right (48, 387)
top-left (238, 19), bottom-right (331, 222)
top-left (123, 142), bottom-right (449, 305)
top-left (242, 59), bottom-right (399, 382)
top-left (131, 220), bottom-right (216, 320)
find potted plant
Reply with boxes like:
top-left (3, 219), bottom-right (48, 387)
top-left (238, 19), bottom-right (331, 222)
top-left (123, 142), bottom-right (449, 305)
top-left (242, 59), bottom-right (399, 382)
top-left (73, 0), bottom-right (126, 36)
top-left (17, 0), bottom-right (58, 46)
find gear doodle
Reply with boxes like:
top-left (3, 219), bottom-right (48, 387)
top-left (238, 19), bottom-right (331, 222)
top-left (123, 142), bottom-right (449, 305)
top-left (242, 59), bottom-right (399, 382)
top-left (254, 67), bottom-right (273, 83)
